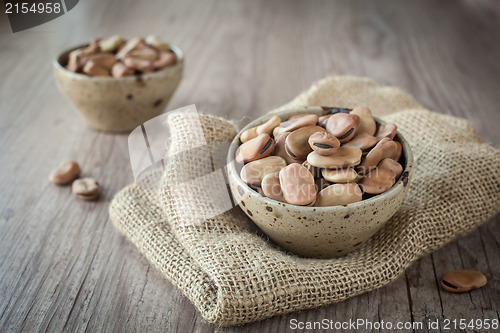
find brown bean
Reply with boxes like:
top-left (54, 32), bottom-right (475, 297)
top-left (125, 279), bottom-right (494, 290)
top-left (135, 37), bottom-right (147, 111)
top-left (145, 35), bottom-right (171, 51)
top-left (154, 51), bottom-right (177, 68)
top-left (307, 147), bottom-right (362, 169)
top-left (111, 62), bottom-right (134, 78)
top-left (376, 123), bottom-right (397, 140)
top-left (240, 127), bottom-right (258, 143)
top-left (235, 134), bottom-right (275, 164)
top-left (322, 168), bottom-right (358, 183)
top-left (273, 132), bottom-right (303, 165)
top-left (392, 141), bottom-right (402, 161)
top-left (240, 156), bottom-right (286, 186)
top-left (288, 113), bottom-right (317, 121)
top-left (273, 114), bottom-right (319, 138)
top-left (72, 177), bottom-right (99, 201)
top-left (126, 46), bottom-right (158, 61)
top-left (261, 172), bottom-right (286, 202)
top-left (285, 126), bottom-right (325, 160)
top-left (83, 60), bottom-right (110, 76)
top-left (116, 37), bottom-right (146, 59)
top-left (308, 131), bottom-right (340, 156)
top-left (342, 132), bottom-right (379, 151)
top-left (359, 168), bottom-right (396, 194)
top-left (123, 57), bottom-right (155, 73)
top-left (358, 137), bottom-right (398, 175)
top-left (441, 270), bottom-right (487, 293)
top-left (256, 115), bottom-right (281, 136)
top-left (99, 35), bottom-right (124, 53)
top-left (279, 163), bottom-right (316, 205)
top-left (378, 158), bottom-right (403, 179)
top-left (315, 183), bottom-right (362, 207)
top-left (326, 113), bottom-right (361, 143)
top-left (49, 160), bottom-right (81, 185)
top-left (350, 107), bottom-right (376, 136)
top-left (84, 53), bottom-right (117, 69)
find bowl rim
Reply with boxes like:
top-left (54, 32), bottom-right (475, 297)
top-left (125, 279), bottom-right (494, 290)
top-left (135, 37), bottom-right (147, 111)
top-left (227, 107), bottom-right (414, 211)
top-left (52, 42), bottom-right (184, 80)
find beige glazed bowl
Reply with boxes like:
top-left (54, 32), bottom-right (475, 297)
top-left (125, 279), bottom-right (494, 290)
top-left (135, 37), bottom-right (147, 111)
top-left (227, 107), bottom-right (413, 259)
top-left (53, 44), bottom-right (184, 132)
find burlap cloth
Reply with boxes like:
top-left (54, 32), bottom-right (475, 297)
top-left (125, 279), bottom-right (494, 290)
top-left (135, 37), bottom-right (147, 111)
top-left (109, 76), bottom-right (500, 326)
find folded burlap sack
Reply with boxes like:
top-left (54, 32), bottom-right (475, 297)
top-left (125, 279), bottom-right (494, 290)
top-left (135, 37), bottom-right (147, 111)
top-left (109, 76), bottom-right (500, 326)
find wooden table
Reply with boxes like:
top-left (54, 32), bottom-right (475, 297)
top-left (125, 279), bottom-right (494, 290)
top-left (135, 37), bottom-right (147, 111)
top-left (1, 0), bottom-right (499, 332)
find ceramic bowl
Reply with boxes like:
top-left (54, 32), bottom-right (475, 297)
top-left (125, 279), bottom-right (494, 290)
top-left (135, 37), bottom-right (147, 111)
top-left (53, 44), bottom-right (184, 132)
top-left (227, 106), bottom-right (413, 258)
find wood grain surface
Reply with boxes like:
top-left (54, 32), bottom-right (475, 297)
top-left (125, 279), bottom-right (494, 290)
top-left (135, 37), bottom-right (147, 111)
top-left (1, 0), bottom-right (499, 332)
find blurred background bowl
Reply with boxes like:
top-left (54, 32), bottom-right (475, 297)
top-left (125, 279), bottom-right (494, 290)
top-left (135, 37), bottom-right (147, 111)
top-left (53, 44), bottom-right (184, 132)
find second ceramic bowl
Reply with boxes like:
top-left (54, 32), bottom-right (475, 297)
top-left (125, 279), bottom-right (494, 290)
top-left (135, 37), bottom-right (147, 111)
top-left (53, 44), bottom-right (184, 132)
top-left (227, 107), bottom-right (413, 258)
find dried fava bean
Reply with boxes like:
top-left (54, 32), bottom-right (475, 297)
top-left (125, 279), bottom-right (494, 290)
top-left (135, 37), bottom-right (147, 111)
top-left (240, 156), bottom-right (286, 186)
top-left (358, 137), bottom-right (398, 175)
top-left (261, 172), bottom-right (286, 202)
top-left (360, 168), bottom-right (395, 194)
top-left (154, 51), bottom-right (177, 69)
top-left (49, 160), bottom-right (80, 185)
top-left (392, 141), bottom-right (402, 161)
top-left (83, 60), bottom-right (110, 76)
top-left (111, 62), bottom-right (134, 78)
top-left (315, 183), bottom-right (362, 207)
top-left (240, 127), bottom-right (258, 143)
top-left (308, 132), bottom-right (340, 156)
top-left (378, 158), bottom-right (403, 179)
top-left (279, 163), bottom-right (316, 205)
top-left (99, 35), bottom-right (124, 52)
top-left (145, 35), bottom-right (171, 51)
top-left (235, 134), bottom-right (274, 164)
top-left (375, 123), bottom-right (397, 140)
top-left (126, 46), bottom-right (159, 61)
top-left (307, 147), bottom-right (362, 169)
top-left (256, 115), bottom-right (281, 136)
top-left (302, 160), bottom-right (322, 178)
top-left (288, 113), bottom-right (318, 121)
top-left (116, 37), bottom-right (146, 59)
top-left (342, 132), bottom-right (379, 152)
top-left (72, 177), bottom-right (99, 201)
top-left (285, 126), bottom-right (326, 160)
top-left (441, 270), bottom-right (487, 293)
top-left (84, 53), bottom-right (117, 70)
top-left (350, 107), bottom-right (376, 136)
top-left (241, 116), bottom-right (281, 143)
top-left (322, 168), bottom-right (358, 183)
top-left (273, 114), bottom-right (319, 138)
top-left (123, 57), bottom-right (155, 73)
top-left (326, 113), bottom-right (361, 143)
top-left (274, 132), bottom-right (302, 165)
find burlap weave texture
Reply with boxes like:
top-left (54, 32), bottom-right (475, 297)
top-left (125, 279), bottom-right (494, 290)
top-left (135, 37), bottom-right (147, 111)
top-left (109, 76), bottom-right (500, 326)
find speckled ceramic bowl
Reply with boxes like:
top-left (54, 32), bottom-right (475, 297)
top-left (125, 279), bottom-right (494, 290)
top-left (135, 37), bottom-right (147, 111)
top-left (227, 106), bottom-right (413, 258)
top-left (53, 44), bottom-right (184, 132)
